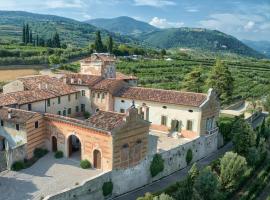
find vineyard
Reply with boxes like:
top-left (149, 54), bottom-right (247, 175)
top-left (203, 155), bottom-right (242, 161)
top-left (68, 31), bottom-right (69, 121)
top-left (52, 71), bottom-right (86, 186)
top-left (117, 57), bottom-right (270, 101)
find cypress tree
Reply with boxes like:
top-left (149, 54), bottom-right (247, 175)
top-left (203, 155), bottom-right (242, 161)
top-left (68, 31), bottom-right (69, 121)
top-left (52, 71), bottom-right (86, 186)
top-left (36, 34), bottom-right (39, 46)
top-left (53, 32), bottom-right (61, 48)
top-left (22, 24), bottom-right (26, 44)
top-left (95, 31), bottom-right (103, 53)
top-left (25, 24), bottom-right (29, 44)
top-left (29, 29), bottom-right (33, 44)
top-left (107, 36), bottom-right (113, 54)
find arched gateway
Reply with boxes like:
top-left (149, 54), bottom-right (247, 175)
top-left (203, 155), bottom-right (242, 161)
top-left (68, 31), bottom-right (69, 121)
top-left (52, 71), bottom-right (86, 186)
top-left (68, 135), bottom-right (81, 160)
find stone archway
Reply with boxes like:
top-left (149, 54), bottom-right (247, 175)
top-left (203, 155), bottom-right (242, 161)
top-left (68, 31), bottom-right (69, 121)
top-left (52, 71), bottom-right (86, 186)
top-left (68, 135), bottom-right (81, 160)
top-left (52, 136), bottom-right (57, 152)
top-left (93, 149), bottom-right (101, 169)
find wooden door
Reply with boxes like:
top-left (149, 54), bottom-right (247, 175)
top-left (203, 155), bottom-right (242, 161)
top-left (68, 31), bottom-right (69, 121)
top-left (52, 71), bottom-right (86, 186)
top-left (52, 136), bottom-right (57, 152)
top-left (93, 150), bottom-right (101, 169)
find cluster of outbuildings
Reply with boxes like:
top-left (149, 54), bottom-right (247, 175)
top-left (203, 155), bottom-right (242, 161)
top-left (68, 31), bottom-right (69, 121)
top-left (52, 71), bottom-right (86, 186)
top-left (0, 53), bottom-right (220, 171)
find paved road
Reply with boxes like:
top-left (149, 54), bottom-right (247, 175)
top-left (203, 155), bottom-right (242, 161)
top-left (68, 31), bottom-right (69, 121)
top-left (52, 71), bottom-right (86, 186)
top-left (112, 143), bottom-right (233, 200)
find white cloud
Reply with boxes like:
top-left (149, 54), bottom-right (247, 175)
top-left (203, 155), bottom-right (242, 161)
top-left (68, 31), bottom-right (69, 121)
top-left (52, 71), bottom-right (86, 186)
top-left (244, 21), bottom-right (255, 31)
top-left (44, 0), bottom-right (85, 9)
top-left (134, 0), bottom-right (176, 7)
top-left (149, 17), bottom-right (184, 28)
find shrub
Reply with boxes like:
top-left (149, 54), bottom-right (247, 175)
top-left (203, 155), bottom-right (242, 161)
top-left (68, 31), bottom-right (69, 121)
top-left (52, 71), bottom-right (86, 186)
top-left (80, 159), bottom-right (91, 169)
top-left (220, 152), bottom-right (247, 192)
top-left (150, 154), bottom-right (164, 177)
top-left (34, 148), bottom-right (48, 159)
top-left (84, 111), bottom-right (90, 119)
top-left (54, 151), bottom-right (63, 159)
top-left (102, 181), bottom-right (113, 197)
top-left (11, 161), bottom-right (25, 171)
top-left (186, 149), bottom-right (193, 165)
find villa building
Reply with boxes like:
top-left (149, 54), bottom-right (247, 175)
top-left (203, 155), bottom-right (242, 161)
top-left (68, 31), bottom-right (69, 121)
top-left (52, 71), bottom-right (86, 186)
top-left (0, 53), bottom-right (220, 172)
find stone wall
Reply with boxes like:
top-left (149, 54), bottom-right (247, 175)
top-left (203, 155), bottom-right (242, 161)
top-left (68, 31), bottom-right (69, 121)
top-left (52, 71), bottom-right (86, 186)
top-left (0, 151), bottom-right (7, 172)
top-left (45, 132), bottom-right (218, 200)
top-left (6, 144), bottom-right (27, 170)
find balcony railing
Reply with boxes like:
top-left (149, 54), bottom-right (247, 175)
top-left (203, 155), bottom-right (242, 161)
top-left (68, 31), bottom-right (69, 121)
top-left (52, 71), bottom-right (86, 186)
top-left (206, 127), bottom-right (219, 135)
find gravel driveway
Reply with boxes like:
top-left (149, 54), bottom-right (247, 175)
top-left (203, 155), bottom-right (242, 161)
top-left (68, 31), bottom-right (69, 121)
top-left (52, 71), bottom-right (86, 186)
top-left (0, 153), bottom-right (102, 200)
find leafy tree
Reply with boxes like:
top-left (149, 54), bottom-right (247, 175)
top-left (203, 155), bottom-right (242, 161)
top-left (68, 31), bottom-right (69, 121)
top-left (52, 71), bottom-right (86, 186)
top-left (107, 36), bottom-right (113, 54)
top-left (137, 193), bottom-right (154, 200)
top-left (183, 66), bottom-right (204, 93)
top-left (188, 163), bottom-right (199, 183)
top-left (193, 166), bottom-right (221, 200)
top-left (220, 152), bottom-right (247, 192)
top-left (207, 59), bottom-right (233, 103)
top-left (161, 49), bottom-right (166, 56)
top-left (153, 193), bottom-right (174, 200)
top-left (232, 116), bottom-right (256, 156)
top-left (150, 154), bottom-right (164, 177)
top-left (94, 31), bottom-right (104, 53)
top-left (173, 177), bottom-right (193, 200)
top-left (48, 55), bottom-right (60, 66)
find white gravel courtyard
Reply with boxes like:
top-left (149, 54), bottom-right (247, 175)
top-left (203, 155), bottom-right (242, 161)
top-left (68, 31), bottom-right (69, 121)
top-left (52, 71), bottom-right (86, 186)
top-left (0, 153), bottom-right (103, 200)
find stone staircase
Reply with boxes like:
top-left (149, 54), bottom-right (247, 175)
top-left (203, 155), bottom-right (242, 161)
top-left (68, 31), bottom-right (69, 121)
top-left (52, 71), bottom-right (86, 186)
top-left (0, 151), bottom-right (7, 172)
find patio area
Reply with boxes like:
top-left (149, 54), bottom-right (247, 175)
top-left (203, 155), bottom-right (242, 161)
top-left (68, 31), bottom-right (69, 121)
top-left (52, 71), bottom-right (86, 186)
top-left (0, 153), bottom-right (103, 200)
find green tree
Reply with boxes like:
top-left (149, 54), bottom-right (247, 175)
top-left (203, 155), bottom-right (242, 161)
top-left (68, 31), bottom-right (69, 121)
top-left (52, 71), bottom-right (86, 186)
top-left (137, 193), bottom-right (154, 200)
top-left (207, 59), bottom-right (233, 103)
top-left (25, 23), bottom-right (29, 44)
top-left (188, 163), bottom-right (199, 183)
top-left (193, 167), bottom-right (221, 200)
top-left (232, 116), bottom-right (256, 156)
top-left (29, 29), bottom-right (33, 44)
top-left (153, 193), bottom-right (174, 200)
top-left (22, 24), bottom-right (26, 44)
top-left (48, 55), bottom-right (60, 66)
top-left (220, 151), bottom-right (247, 192)
top-left (183, 66), bottom-right (204, 93)
top-left (53, 32), bottom-right (61, 48)
top-left (95, 31), bottom-right (104, 53)
top-left (161, 49), bottom-right (166, 56)
top-left (107, 36), bottom-right (113, 54)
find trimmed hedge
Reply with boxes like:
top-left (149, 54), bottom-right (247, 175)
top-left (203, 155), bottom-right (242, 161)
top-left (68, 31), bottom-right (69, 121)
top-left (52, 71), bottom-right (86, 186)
top-left (102, 181), bottom-right (113, 197)
top-left (186, 149), bottom-right (193, 165)
top-left (150, 154), bottom-right (164, 177)
top-left (80, 159), bottom-right (91, 169)
top-left (54, 151), bottom-right (63, 159)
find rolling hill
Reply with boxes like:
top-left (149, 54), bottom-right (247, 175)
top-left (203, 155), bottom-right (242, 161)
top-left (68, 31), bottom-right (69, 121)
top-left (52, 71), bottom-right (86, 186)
top-left (138, 28), bottom-right (264, 58)
top-left (0, 11), bottom-right (136, 47)
top-left (85, 16), bottom-right (158, 35)
top-left (242, 40), bottom-right (270, 58)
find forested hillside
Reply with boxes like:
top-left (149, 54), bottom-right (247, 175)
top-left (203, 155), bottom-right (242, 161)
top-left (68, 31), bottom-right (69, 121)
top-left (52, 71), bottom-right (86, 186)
top-left (86, 16), bottom-right (158, 35)
top-left (0, 11), bottom-right (136, 47)
top-left (138, 28), bottom-right (264, 58)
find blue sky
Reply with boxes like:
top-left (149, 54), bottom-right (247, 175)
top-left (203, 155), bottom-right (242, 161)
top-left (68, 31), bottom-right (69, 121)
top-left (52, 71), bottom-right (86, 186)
top-left (0, 0), bottom-right (270, 41)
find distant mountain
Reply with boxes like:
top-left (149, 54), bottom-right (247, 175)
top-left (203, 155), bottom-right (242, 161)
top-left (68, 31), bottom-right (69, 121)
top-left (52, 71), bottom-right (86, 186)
top-left (85, 16), bottom-right (158, 35)
top-left (242, 40), bottom-right (270, 58)
top-left (138, 28), bottom-right (264, 58)
top-left (0, 11), bottom-right (135, 47)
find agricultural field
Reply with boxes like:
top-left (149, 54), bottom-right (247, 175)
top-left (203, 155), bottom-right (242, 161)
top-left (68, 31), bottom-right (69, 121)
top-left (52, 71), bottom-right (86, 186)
top-left (0, 68), bottom-right (39, 81)
top-left (117, 56), bottom-right (270, 102)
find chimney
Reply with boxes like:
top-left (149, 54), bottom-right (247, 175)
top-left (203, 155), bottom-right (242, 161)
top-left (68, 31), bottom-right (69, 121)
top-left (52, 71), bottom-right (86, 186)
top-left (8, 109), bottom-right (12, 119)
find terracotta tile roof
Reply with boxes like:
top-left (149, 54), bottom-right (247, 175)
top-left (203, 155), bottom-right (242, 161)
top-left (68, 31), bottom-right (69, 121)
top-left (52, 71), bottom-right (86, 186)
top-left (0, 107), bottom-right (37, 124)
top-left (116, 72), bottom-right (138, 80)
top-left (115, 87), bottom-right (207, 107)
top-left (92, 79), bottom-right (127, 95)
top-left (85, 111), bottom-right (126, 131)
top-left (61, 74), bottom-right (102, 86)
top-left (81, 54), bottom-right (116, 63)
top-left (18, 75), bottom-right (78, 96)
top-left (0, 87), bottom-right (78, 107)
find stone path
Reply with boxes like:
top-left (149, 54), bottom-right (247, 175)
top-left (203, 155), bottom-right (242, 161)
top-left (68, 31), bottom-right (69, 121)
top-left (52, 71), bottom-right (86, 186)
top-left (112, 143), bottom-right (233, 200)
top-left (0, 153), bottom-right (102, 200)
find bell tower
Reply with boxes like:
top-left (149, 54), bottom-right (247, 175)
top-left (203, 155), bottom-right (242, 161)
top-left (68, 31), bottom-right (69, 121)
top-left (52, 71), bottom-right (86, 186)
top-left (80, 53), bottom-right (116, 78)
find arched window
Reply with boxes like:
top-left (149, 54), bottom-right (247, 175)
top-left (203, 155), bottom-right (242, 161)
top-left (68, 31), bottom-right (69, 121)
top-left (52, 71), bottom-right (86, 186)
top-left (120, 143), bottom-right (129, 166)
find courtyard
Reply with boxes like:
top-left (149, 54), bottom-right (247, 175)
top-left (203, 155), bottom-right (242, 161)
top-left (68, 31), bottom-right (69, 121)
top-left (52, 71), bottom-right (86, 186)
top-left (0, 153), bottom-right (103, 200)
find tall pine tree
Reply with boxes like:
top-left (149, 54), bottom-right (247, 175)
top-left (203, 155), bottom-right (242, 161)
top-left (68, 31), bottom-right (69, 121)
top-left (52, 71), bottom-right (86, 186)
top-left (25, 24), bottom-right (29, 44)
top-left (22, 24), bottom-right (26, 44)
top-left (94, 31), bottom-right (103, 53)
top-left (183, 66), bottom-right (205, 93)
top-left (207, 59), bottom-right (234, 103)
top-left (29, 29), bottom-right (33, 44)
top-left (53, 32), bottom-right (61, 48)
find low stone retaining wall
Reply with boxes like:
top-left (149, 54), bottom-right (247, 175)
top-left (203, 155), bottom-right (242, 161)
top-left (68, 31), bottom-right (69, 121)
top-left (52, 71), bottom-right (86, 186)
top-left (0, 151), bottom-right (7, 172)
top-left (45, 133), bottom-right (218, 200)
top-left (6, 144), bottom-right (27, 170)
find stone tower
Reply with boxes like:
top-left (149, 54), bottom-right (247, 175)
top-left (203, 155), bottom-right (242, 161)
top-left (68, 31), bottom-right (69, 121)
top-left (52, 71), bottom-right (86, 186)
top-left (80, 53), bottom-right (116, 79)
